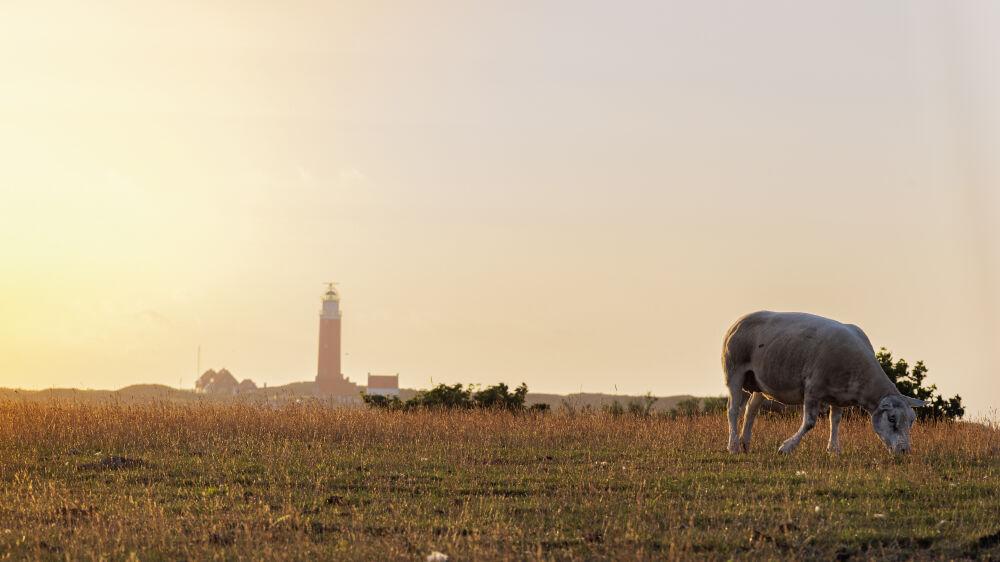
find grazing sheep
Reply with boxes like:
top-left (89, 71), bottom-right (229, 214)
top-left (723, 311), bottom-right (927, 454)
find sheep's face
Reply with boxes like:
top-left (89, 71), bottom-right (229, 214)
top-left (872, 395), bottom-right (927, 453)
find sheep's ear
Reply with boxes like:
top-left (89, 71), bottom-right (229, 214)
top-left (903, 396), bottom-right (929, 407)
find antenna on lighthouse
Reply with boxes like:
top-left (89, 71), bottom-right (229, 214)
top-left (323, 282), bottom-right (340, 300)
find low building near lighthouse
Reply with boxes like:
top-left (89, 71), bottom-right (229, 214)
top-left (366, 373), bottom-right (400, 397)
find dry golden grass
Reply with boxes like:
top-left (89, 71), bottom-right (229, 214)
top-left (1, 402), bottom-right (998, 560)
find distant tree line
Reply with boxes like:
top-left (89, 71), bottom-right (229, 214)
top-left (591, 394), bottom-right (728, 418)
top-left (361, 382), bottom-right (550, 412)
top-left (361, 349), bottom-right (964, 421)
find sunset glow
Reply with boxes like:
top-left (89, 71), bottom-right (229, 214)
top-left (1, 2), bottom-right (998, 417)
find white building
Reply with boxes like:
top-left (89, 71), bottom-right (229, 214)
top-left (366, 373), bottom-right (400, 397)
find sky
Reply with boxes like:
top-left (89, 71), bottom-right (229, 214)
top-left (1, 2), bottom-right (998, 417)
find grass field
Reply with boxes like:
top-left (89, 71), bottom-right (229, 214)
top-left (1, 402), bottom-right (999, 560)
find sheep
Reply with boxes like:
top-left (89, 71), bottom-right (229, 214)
top-left (722, 311), bottom-right (927, 454)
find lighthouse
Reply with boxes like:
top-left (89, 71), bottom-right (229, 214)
top-left (314, 283), bottom-right (358, 396)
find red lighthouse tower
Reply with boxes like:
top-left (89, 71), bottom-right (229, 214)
top-left (314, 283), bottom-right (357, 396)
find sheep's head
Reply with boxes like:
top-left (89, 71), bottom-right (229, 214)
top-left (872, 395), bottom-right (928, 453)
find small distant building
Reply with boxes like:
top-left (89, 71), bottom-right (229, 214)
top-left (366, 373), bottom-right (399, 397)
top-left (195, 368), bottom-right (237, 394)
top-left (195, 368), bottom-right (257, 395)
top-left (194, 369), bottom-right (218, 391)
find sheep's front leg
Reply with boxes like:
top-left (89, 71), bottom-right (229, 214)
top-left (778, 398), bottom-right (820, 455)
top-left (828, 405), bottom-right (843, 453)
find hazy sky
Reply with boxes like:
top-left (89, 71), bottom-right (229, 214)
top-left (2, 2), bottom-right (998, 417)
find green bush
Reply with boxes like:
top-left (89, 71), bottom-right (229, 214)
top-left (876, 348), bottom-right (964, 421)
top-left (701, 396), bottom-right (728, 414)
top-left (668, 397), bottom-right (702, 418)
top-left (627, 393), bottom-right (658, 416)
top-left (362, 382), bottom-right (542, 412)
top-left (602, 393), bottom-right (658, 417)
top-left (665, 396), bottom-right (729, 418)
top-left (411, 383), bottom-right (474, 409)
top-left (359, 393), bottom-right (403, 410)
top-left (602, 399), bottom-right (626, 416)
top-left (473, 382), bottom-right (528, 411)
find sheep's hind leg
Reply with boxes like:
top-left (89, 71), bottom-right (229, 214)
top-left (778, 398), bottom-right (820, 455)
top-left (726, 373), bottom-right (750, 454)
top-left (740, 392), bottom-right (765, 453)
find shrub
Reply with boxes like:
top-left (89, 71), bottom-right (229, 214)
top-left (602, 393), bottom-right (660, 417)
top-left (473, 382), bottom-right (528, 411)
top-left (411, 383), bottom-right (474, 409)
top-left (559, 400), bottom-right (593, 414)
top-left (603, 399), bottom-right (626, 416)
top-left (668, 397), bottom-right (702, 418)
top-left (876, 348), bottom-right (964, 421)
top-left (359, 393), bottom-right (403, 410)
top-left (701, 396), bottom-right (728, 414)
top-left (627, 393), bottom-right (658, 416)
top-left (363, 382), bottom-right (543, 412)
top-left (664, 396), bottom-right (730, 418)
